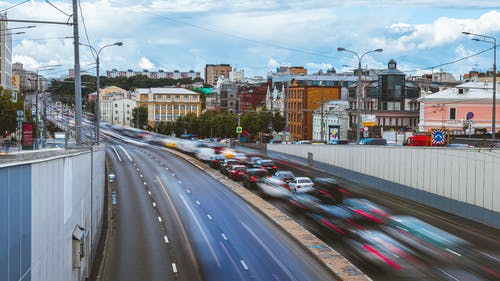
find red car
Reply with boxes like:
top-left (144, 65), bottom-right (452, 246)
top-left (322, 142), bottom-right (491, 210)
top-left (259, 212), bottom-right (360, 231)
top-left (227, 165), bottom-right (248, 181)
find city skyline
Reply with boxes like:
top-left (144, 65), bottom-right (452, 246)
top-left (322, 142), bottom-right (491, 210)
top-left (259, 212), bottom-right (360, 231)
top-left (2, 0), bottom-right (499, 79)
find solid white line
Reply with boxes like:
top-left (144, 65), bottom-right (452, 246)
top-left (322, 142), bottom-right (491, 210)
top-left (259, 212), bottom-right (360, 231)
top-left (158, 216), bottom-right (162, 222)
top-left (111, 145), bottom-right (122, 162)
top-left (195, 200), bottom-right (200, 205)
top-left (179, 194), bottom-right (221, 268)
top-left (241, 222), bottom-right (298, 281)
top-left (152, 202), bottom-right (156, 207)
top-left (439, 269), bottom-right (460, 281)
top-left (221, 233), bottom-right (228, 240)
top-left (164, 235), bottom-right (169, 243)
top-left (172, 263), bottom-right (177, 273)
top-left (207, 214), bottom-right (213, 220)
top-left (240, 260), bottom-right (249, 270)
top-left (118, 145), bottom-right (133, 162)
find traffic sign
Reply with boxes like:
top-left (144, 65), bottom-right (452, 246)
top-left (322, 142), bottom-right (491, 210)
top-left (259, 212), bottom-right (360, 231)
top-left (364, 127), bottom-right (369, 132)
top-left (236, 126), bottom-right (242, 134)
top-left (466, 112), bottom-right (474, 120)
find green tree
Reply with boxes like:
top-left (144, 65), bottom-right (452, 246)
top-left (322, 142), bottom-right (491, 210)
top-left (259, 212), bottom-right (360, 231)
top-left (131, 106), bottom-right (148, 128)
top-left (0, 87), bottom-right (24, 137)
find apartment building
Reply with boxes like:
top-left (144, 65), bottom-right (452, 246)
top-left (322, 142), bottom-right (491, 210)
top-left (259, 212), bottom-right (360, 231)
top-left (0, 13), bottom-right (12, 90)
top-left (106, 69), bottom-right (201, 80)
top-left (205, 64), bottom-right (232, 86)
top-left (135, 87), bottom-right (201, 127)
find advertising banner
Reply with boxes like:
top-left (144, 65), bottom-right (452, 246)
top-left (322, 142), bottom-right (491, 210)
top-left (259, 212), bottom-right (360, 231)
top-left (22, 122), bottom-right (33, 148)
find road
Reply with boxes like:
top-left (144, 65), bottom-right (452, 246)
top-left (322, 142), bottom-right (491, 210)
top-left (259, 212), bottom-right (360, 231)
top-left (104, 136), bottom-right (337, 281)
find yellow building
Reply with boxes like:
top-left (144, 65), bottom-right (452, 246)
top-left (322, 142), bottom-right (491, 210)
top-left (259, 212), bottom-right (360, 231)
top-left (287, 80), bottom-right (341, 141)
top-left (99, 85), bottom-right (128, 101)
top-left (136, 87), bottom-right (201, 127)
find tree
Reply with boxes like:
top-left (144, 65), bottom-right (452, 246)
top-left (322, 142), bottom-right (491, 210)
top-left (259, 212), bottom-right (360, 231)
top-left (0, 87), bottom-right (24, 137)
top-left (131, 106), bottom-right (148, 128)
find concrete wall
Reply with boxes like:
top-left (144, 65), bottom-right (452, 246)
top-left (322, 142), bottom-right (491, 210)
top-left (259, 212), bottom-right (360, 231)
top-left (267, 144), bottom-right (500, 229)
top-left (0, 148), bottom-right (105, 281)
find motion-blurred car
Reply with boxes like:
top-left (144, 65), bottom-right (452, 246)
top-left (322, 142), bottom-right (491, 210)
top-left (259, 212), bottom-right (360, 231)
top-left (209, 154), bottom-right (226, 169)
top-left (256, 177), bottom-right (291, 198)
top-left (342, 198), bottom-right (391, 224)
top-left (312, 177), bottom-right (352, 204)
top-left (242, 156), bottom-right (262, 167)
top-left (287, 193), bottom-right (323, 214)
top-left (288, 177), bottom-right (315, 193)
top-left (220, 159), bottom-right (239, 175)
top-left (359, 138), bottom-right (387, 145)
top-left (195, 147), bottom-right (215, 162)
top-left (242, 168), bottom-right (268, 189)
top-left (273, 170), bottom-right (295, 183)
top-left (255, 159), bottom-right (278, 174)
top-left (227, 165), bottom-right (248, 181)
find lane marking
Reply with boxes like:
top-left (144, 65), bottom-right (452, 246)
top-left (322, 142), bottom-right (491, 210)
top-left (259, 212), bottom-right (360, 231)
top-left (160, 163), bottom-right (164, 166)
top-left (164, 235), bottom-right (169, 244)
top-left (118, 145), bottom-right (133, 162)
top-left (172, 263), bottom-right (177, 273)
top-left (240, 260), bottom-right (249, 270)
top-left (152, 202), bottom-right (156, 207)
top-left (195, 200), bottom-right (200, 206)
top-left (136, 168), bottom-right (140, 171)
top-left (241, 222), bottom-right (298, 281)
top-left (207, 214), bottom-right (213, 220)
top-left (221, 233), bottom-right (228, 241)
top-left (158, 216), bottom-right (162, 222)
top-left (156, 176), bottom-right (201, 271)
top-left (147, 191), bottom-right (152, 196)
top-left (111, 145), bottom-right (122, 162)
top-left (140, 174), bottom-right (143, 178)
top-left (186, 189), bottom-right (191, 194)
top-left (220, 242), bottom-right (246, 281)
top-left (179, 194), bottom-right (221, 268)
top-left (178, 180), bottom-right (182, 184)
top-left (144, 182), bottom-right (147, 186)
top-left (171, 173), bottom-right (175, 176)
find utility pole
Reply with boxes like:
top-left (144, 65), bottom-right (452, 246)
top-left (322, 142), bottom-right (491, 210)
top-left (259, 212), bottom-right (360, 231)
top-left (72, 0), bottom-right (83, 146)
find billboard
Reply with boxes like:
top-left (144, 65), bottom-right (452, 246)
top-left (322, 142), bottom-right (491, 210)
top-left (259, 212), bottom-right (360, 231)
top-left (22, 122), bottom-right (33, 148)
top-left (361, 114), bottom-right (377, 127)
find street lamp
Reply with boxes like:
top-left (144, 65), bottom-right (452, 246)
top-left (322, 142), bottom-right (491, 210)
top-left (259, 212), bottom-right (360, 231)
top-left (80, 42), bottom-right (123, 145)
top-left (463, 31), bottom-right (497, 142)
top-left (337, 47), bottom-right (383, 143)
top-left (34, 64), bottom-right (61, 149)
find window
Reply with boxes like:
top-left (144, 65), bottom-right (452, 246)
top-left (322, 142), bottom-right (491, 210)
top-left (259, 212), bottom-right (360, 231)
top-left (127, 104), bottom-right (130, 108)
top-left (175, 95), bottom-right (180, 100)
top-left (184, 95), bottom-right (189, 101)
top-left (114, 104), bottom-right (118, 107)
top-left (450, 108), bottom-right (456, 120)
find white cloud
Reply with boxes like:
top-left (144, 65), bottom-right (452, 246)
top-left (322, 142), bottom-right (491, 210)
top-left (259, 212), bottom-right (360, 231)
top-left (138, 57), bottom-right (155, 69)
top-left (267, 58), bottom-right (280, 69)
top-left (305, 63), bottom-right (333, 72)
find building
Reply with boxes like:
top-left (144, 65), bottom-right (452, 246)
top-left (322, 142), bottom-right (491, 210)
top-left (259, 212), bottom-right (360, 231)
top-left (287, 79), bottom-right (342, 141)
top-left (106, 69), bottom-right (201, 80)
top-left (216, 79), bottom-right (239, 113)
top-left (419, 81), bottom-right (500, 134)
top-left (135, 87), bottom-right (201, 127)
top-left (12, 62), bottom-right (49, 94)
top-left (101, 98), bottom-right (137, 127)
top-left (205, 64), bottom-right (232, 86)
top-left (239, 83), bottom-right (267, 111)
top-left (276, 66), bottom-right (307, 75)
top-left (0, 13), bottom-right (13, 90)
top-left (312, 100), bottom-right (350, 142)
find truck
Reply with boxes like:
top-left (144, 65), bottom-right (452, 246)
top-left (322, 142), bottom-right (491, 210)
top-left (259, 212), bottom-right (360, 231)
top-left (405, 134), bottom-right (432, 146)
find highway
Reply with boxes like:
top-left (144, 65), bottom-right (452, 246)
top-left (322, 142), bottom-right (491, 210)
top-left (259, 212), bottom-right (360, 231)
top-left (104, 135), bottom-right (337, 281)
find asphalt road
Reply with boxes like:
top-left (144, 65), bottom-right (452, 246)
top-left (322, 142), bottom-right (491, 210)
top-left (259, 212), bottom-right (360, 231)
top-left (104, 136), bottom-right (337, 281)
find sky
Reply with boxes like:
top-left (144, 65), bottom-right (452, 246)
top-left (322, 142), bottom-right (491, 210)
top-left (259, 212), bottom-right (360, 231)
top-left (1, 0), bottom-right (500, 79)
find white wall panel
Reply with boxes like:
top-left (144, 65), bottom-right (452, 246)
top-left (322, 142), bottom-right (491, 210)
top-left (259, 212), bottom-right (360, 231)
top-left (492, 153), bottom-right (500, 212)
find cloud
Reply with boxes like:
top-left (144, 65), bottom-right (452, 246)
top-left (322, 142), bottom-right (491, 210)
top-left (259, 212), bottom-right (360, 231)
top-left (138, 57), bottom-right (155, 69)
top-left (267, 58), bottom-right (280, 69)
top-left (305, 63), bottom-right (333, 72)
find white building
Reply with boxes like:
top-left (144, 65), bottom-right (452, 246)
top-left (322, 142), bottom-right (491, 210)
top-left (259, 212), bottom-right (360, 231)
top-left (312, 100), bottom-right (350, 142)
top-left (101, 99), bottom-right (137, 126)
top-left (0, 12), bottom-right (12, 90)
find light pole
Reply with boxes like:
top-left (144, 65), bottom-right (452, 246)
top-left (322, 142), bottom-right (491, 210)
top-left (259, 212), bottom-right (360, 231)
top-left (463, 32), bottom-right (497, 143)
top-left (337, 47), bottom-right (383, 143)
top-left (80, 42), bottom-right (123, 145)
top-left (34, 64), bottom-right (61, 149)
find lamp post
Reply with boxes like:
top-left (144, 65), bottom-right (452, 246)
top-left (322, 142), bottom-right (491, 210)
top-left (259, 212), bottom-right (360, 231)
top-left (463, 32), bottom-right (497, 142)
top-left (80, 42), bottom-right (123, 145)
top-left (337, 47), bottom-right (383, 143)
top-left (34, 64), bottom-right (61, 149)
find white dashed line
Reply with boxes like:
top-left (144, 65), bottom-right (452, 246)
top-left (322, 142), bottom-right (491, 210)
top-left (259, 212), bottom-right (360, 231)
top-left (140, 174), bottom-right (143, 178)
top-left (166, 167), bottom-right (169, 170)
top-left (178, 180), bottom-right (182, 184)
top-left (195, 200), bottom-right (200, 205)
top-left (164, 235), bottom-right (169, 244)
top-left (240, 260), bottom-right (248, 270)
top-left (147, 191), bottom-right (152, 195)
top-left (136, 168), bottom-right (139, 171)
top-left (186, 189), bottom-right (191, 194)
top-left (144, 182), bottom-right (147, 186)
top-left (172, 263), bottom-right (177, 273)
top-left (207, 214), bottom-right (213, 220)
top-left (152, 202), bottom-right (156, 207)
top-left (171, 173), bottom-right (175, 176)
top-left (221, 233), bottom-right (228, 240)
top-left (160, 163), bottom-right (164, 166)
top-left (158, 216), bottom-right (162, 222)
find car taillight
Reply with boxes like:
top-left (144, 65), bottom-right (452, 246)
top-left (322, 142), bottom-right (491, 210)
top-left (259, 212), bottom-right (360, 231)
top-left (297, 185), bottom-right (302, 188)
top-left (272, 165), bottom-right (277, 169)
top-left (214, 160), bottom-right (219, 163)
top-left (250, 176), bottom-right (257, 181)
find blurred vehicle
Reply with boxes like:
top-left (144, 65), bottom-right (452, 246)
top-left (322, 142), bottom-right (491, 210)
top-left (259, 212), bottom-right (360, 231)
top-left (195, 147), bottom-right (215, 162)
top-left (242, 156), bottom-right (262, 167)
top-left (255, 159), bottom-right (278, 174)
top-left (359, 138), bottom-right (387, 145)
top-left (232, 152), bottom-right (248, 163)
top-left (345, 230), bottom-right (424, 277)
top-left (269, 139), bottom-right (282, 144)
top-left (342, 198), bottom-right (391, 224)
top-left (288, 193), bottom-right (323, 214)
top-left (405, 134), bottom-right (432, 146)
top-left (295, 140), bottom-right (312, 144)
top-left (108, 173), bottom-right (116, 183)
top-left (242, 168), bottom-right (268, 189)
top-left (273, 170), bottom-right (295, 183)
top-left (312, 177), bottom-right (351, 204)
top-left (220, 159), bottom-right (240, 175)
top-left (288, 177), bottom-right (315, 193)
top-left (209, 154), bottom-right (226, 169)
top-left (314, 204), bottom-right (360, 235)
top-left (256, 177), bottom-right (291, 198)
top-left (227, 165), bottom-right (248, 181)
top-left (163, 138), bottom-right (178, 148)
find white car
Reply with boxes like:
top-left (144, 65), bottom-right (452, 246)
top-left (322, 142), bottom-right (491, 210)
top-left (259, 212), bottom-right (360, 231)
top-left (288, 177), bottom-right (315, 193)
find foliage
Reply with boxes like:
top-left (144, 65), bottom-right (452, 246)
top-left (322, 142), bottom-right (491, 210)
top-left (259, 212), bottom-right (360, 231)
top-left (131, 106), bottom-right (148, 128)
top-left (0, 87), bottom-right (24, 138)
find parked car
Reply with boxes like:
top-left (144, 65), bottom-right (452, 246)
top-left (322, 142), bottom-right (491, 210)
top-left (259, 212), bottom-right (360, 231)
top-left (273, 171), bottom-right (295, 183)
top-left (227, 165), bottom-right (248, 181)
top-left (359, 138), bottom-right (387, 145)
top-left (209, 154), bottom-right (226, 169)
top-left (288, 177), bottom-right (315, 193)
top-left (220, 159), bottom-right (239, 175)
top-left (242, 168), bottom-right (268, 189)
top-left (255, 159), bottom-right (278, 174)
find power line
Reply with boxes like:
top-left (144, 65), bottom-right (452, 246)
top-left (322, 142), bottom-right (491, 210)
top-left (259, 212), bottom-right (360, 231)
top-left (45, 0), bottom-right (71, 17)
top-left (0, 0), bottom-right (30, 13)
top-left (78, 0), bottom-right (95, 60)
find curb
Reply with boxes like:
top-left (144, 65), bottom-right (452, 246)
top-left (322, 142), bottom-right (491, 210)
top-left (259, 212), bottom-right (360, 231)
top-left (162, 147), bottom-right (371, 281)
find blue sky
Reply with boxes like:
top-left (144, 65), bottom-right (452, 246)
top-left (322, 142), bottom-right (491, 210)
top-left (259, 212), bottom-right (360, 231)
top-left (2, 0), bottom-right (500, 79)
